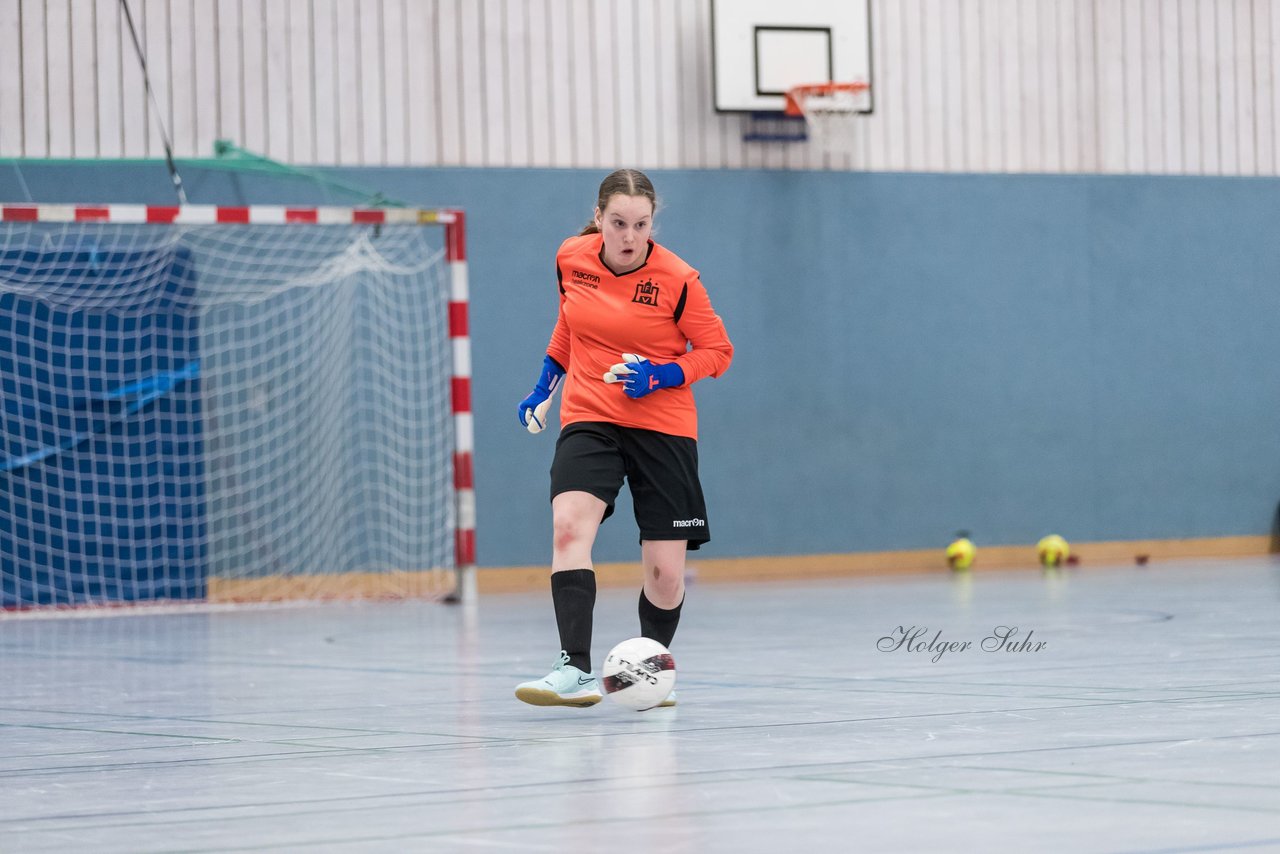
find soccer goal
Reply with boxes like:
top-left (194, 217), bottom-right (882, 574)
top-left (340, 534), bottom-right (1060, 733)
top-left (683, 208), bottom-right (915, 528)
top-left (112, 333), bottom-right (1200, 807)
top-left (0, 203), bottom-right (475, 610)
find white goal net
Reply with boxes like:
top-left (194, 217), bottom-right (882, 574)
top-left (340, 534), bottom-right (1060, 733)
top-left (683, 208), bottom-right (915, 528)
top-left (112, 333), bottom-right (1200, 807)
top-left (0, 206), bottom-right (469, 609)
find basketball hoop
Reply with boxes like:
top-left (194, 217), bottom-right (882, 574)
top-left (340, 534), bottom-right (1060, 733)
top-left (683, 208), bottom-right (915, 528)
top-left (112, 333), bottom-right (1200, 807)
top-left (784, 82), bottom-right (871, 154)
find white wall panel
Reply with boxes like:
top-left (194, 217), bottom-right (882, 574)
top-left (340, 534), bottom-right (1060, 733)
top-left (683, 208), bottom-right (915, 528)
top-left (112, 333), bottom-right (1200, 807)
top-left (311, 0), bottom-right (337, 165)
top-left (456, 0), bottom-right (484, 166)
top-left (19, 0), bottom-right (48, 156)
top-left (144, 0), bottom-right (171, 159)
top-left (404, 0), bottom-right (436, 166)
top-left (1197, 0), bottom-right (1222, 171)
top-left (1251, 0), bottom-right (1273, 170)
top-left (478, 0), bottom-right (504, 166)
top-left (190, 2), bottom-right (216, 156)
top-left (977, 0), bottom-right (1003, 171)
top-left (1076, 0), bottom-right (1100, 172)
top-left (1002, 0), bottom-right (1025, 172)
top-left (0, 1), bottom-right (21, 157)
top-left (522, 0), bottom-right (549, 167)
top-left (653, 0), bottom-right (679, 169)
top-left (1271, 0), bottom-right (1280, 170)
top-left (564, 0), bottom-right (592, 168)
top-left (44, 0), bottom-right (71, 158)
top-left (1055, 0), bottom-right (1076, 171)
top-left (1122, 0), bottom-right (1145, 172)
top-left (1179, 0), bottom-right (1202, 171)
top-left (238, 0), bottom-right (264, 156)
top-left (214, 0), bottom-right (240, 154)
top-left (69, 2), bottom-right (97, 157)
top-left (1143, 0), bottom-right (1166, 172)
top-left (903, 0), bottom-right (927, 170)
top-left (264, 1), bottom-right (291, 162)
top-left (1160, 0), bottom-right (1184, 172)
top-left (285, 0), bottom-right (314, 164)
top-left (119, 2), bottom-right (149, 158)
top-left (1097, 0), bottom-right (1125, 171)
top-left (673, 0), bottom-right (701, 167)
top-left (612, 0), bottom-right (639, 169)
top-left (169, 1), bottom-right (194, 158)
top-left (1036, 0), bottom-right (1061, 172)
top-left (879, 0), bottom-right (906, 172)
top-left (957, 0), bottom-right (982, 171)
top-left (91, 0), bottom-right (119, 158)
top-left (1232, 0), bottom-right (1258, 171)
top-left (5, 0), bottom-right (1280, 176)
top-left (583, 0), bottom-right (610, 168)
top-left (1216, 0), bottom-right (1239, 173)
top-left (932, 0), bottom-right (958, 171)
top-left (332, 0), bottom-right (361, 165)
top-left (635, 1), bottom-right (660, 169)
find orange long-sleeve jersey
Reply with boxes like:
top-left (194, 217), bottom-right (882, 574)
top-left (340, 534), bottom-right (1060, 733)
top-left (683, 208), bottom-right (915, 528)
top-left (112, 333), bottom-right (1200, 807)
top-left (546, 233), bottom-right (733, 440)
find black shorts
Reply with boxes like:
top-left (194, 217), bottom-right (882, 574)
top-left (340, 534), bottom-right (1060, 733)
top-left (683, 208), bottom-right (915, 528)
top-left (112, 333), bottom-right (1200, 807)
top-left (550, 422), bottom-right (710, 550)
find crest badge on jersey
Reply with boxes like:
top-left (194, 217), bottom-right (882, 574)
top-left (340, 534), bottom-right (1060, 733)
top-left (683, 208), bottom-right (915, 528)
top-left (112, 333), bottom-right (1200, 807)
top-left (632, 280), bottom-right (660, 306)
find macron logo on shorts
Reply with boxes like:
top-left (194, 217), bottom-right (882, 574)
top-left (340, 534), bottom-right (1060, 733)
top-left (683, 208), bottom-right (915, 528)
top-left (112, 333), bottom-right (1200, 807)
top-left (672, 518), bottom-right (705, 528)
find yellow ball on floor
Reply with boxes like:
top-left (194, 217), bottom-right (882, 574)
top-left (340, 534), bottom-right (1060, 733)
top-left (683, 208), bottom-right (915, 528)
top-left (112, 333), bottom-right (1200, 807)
top-left (1037, 534), bottom-right (1070, 567)
top-left (946, 537), bottom-right (975, 570)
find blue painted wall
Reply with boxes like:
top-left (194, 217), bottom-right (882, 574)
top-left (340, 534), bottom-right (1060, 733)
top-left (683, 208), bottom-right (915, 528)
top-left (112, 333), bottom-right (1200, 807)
top-left (4, 163), bottom-right (1278, 568)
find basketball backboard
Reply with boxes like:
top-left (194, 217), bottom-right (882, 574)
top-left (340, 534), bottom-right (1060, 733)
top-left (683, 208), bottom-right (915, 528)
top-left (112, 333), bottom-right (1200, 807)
top-left (711, 0), bottom-right (873, 114)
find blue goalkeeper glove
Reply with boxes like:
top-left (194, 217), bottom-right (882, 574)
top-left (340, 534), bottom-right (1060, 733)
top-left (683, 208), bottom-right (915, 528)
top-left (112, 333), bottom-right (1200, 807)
top-left (518, 355), bottom-right (565, 434)
top-left (602, 353), bottom-right (684, 400)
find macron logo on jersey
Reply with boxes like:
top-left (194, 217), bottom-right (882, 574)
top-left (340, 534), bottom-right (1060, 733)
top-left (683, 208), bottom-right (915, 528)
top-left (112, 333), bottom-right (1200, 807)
top-left (672, 518), bottom-right (705, 528)
top-left (572, 270), bottom-right (600, 289)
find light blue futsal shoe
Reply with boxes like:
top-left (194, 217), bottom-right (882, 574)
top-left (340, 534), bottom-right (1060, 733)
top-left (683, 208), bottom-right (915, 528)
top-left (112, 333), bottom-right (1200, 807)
top-left (515, 651), bottom-right (603, 707)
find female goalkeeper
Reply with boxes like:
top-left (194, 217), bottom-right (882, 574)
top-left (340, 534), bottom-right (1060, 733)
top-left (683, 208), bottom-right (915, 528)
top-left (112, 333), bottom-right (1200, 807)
top-left (514, 168), bottom-right (734, 707)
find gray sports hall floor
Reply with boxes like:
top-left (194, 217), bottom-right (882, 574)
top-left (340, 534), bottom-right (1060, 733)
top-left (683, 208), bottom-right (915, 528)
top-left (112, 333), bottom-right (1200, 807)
top-left (3, 556), bottom-right (1279, 853)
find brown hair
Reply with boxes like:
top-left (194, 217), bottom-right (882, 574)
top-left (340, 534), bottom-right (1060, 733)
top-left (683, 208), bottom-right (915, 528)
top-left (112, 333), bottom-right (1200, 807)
top-left (578, 168), bottom-right (657, 236)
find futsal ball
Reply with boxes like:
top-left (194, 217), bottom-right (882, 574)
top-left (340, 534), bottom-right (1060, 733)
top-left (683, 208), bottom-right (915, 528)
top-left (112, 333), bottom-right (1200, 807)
top-left (1037, 534), bottom-right (1070, 567)
top-left (946, 537), bottom-right (976, 571)
top-left (601, 637), bottom-right (676, 711)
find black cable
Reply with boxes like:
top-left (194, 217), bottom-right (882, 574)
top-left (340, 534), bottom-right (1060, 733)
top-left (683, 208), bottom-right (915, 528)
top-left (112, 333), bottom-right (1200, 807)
top-left (120, 0), bottom-right (187, 204)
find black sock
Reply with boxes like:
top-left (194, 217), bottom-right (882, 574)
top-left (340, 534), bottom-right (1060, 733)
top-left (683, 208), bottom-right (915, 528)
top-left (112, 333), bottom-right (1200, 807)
top-left (638, 589), bottom-right (683, 649)
top-left (551, 569), bottom-right (596, 672)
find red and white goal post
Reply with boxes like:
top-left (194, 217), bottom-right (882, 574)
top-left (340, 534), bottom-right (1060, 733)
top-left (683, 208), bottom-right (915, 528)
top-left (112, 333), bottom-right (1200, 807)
top-left (0, 203), bottom-right (475, 609)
